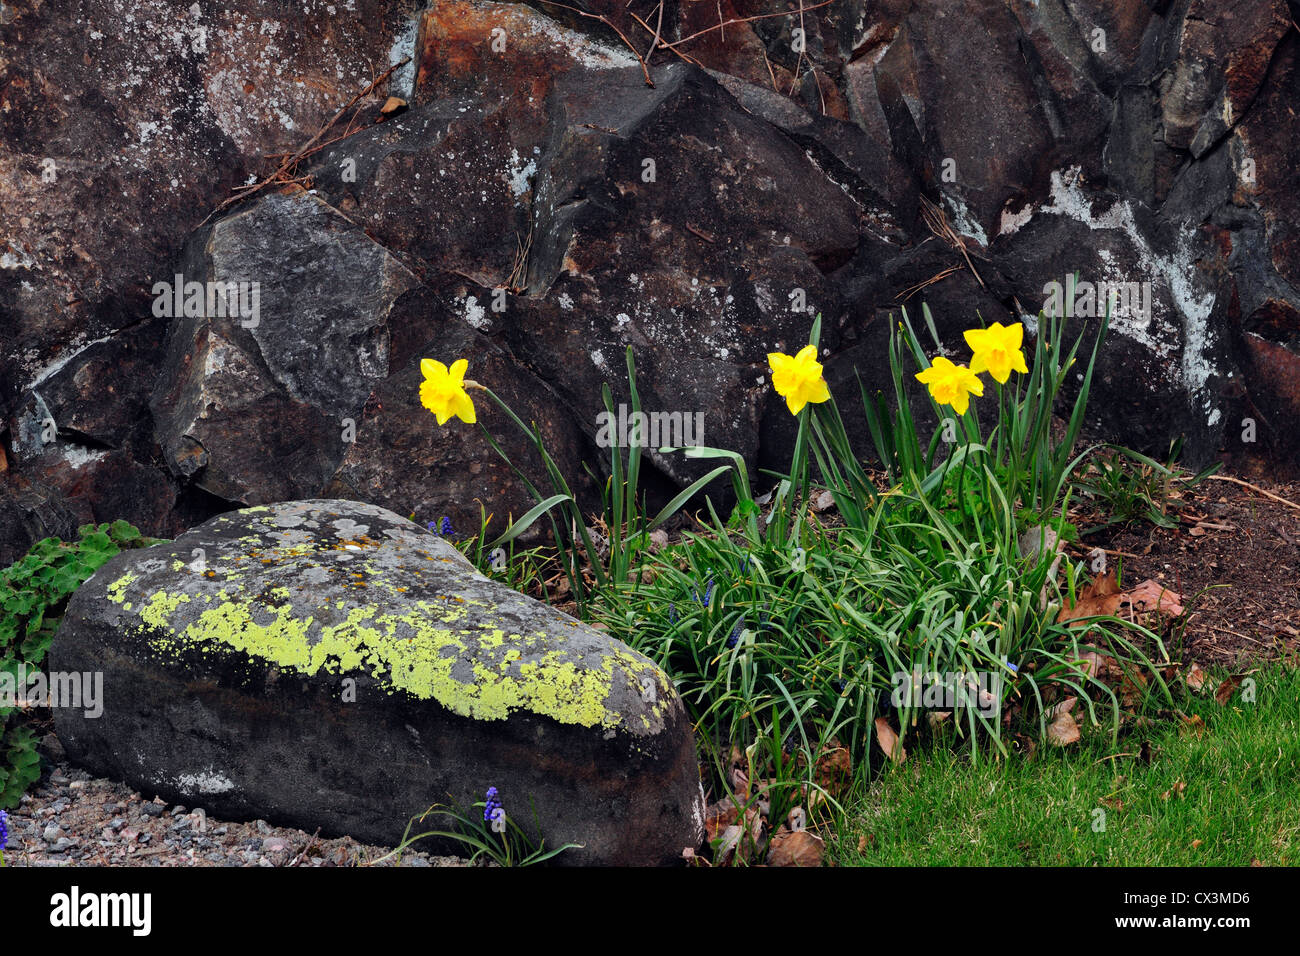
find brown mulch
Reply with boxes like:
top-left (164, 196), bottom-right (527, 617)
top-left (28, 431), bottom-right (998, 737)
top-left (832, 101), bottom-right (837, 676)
top-left (1077, 471), bottom-right (1300, 669)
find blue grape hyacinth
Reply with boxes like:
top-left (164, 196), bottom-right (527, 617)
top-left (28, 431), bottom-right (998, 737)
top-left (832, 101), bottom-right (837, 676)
top-left (692, 576), bottom-right (715, 608)
top-left (483, 786), bottom-right (502, 823)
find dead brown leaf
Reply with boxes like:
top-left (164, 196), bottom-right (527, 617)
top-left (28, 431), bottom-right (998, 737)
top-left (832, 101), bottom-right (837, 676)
top-left (1047, 698), bottom-right (1081, 746)
top-left (1185, 662), bottom-right (1211, 692)
top-left (1077, 651), bottom-right (1149, 708)
top-left (767, 828), bottom-right (825, 867)
top-left (1178, 711), bottom-right (1207, 736)
top-left (1162, 780), bottom-right (1187, 801)
top-left (1058, 571), bottom-right (1121, 624)
top-left (681, 846), bottom-right (709, 867)
top-left (730, 766), bottom-right (751, 800)
top-left (1058, 571), bottom-right (1184, 626)
top-left (874, 717), bottom-right (906, 763)
top-left (714, 824), bottom-right (744, 865)
top-left (1123, 579), bottom-right (1185, 618)
top-left (704, 799), bottom-right (740, 843)
top-left (1214, 673), bottom-right (1246, 705)
top-left (814, 745), bottom-right (853, 798)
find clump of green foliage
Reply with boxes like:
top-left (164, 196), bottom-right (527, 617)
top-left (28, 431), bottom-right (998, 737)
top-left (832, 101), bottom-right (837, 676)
top-left (379, 796), bottom-right (581, 867)
top-left (1071, 438), bottom-right (1219, 533)
top-left (0, 520), bottom-right (161, 807)
top-left (456, 299), bottom-right (1185, 815)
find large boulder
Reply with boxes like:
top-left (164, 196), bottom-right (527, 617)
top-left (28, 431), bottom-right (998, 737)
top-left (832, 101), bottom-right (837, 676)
top-left (0, 0), bottom-right (427, 418)
top-left (49, 499), bottom-right (706, 865)
top-left (6, 0), bottom-right (1300, 566)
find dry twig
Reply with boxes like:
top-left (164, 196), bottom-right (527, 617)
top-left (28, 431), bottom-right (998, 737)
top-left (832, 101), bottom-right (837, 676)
top-left (201, 58), bottom-right (411, 226)
top-left (1202, 474), bottom-right (1300, 513)
top-left (536, 0), bottom-right (655, 86)
top-left (919, 194), bottom-right (986, 289)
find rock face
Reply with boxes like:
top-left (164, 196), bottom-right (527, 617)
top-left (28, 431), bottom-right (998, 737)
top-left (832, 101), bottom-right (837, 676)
top-left (4, 0), bottom-right (1300, 563)
top-left (49, 500), bottom-right (706, 865)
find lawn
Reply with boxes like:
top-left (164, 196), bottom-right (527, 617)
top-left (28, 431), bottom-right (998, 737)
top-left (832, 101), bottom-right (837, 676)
top-left (833, 665), bottom-right (1300, 866)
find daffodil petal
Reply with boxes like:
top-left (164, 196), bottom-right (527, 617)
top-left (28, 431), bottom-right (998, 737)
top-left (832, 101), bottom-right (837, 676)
top-left (453, 390), bottom-right (476, 424)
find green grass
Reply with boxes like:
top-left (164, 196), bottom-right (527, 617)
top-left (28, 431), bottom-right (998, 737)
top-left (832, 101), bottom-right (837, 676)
top-left (832, 665), bottom-right (1300, 866)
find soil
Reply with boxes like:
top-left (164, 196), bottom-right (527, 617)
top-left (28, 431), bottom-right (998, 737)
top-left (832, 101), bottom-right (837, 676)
top-left (1077, 471), bottom-right (1300, 669)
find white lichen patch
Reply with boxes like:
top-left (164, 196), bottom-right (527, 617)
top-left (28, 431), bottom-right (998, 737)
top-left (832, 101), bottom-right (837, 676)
top-left (63, 445), bottom-right (108, 470)
top-left (506, 149), bottom-right (537, 198)
top-left (386, 10), bottom-right (420, 99)
top-left (943, 193), bottom-right (988, 247)
top-left (24, 334), bottom-right (113, 390)
top-left (462, 295), bottom-right (489, 330)
top-left (510, 6), bottom-right (639, 71)
top-left (331, 518), bottom-right (369, 538)
top-left (1005, 167), bottom-right (1219, 421)
top-left (174, 769), bottom-right (236, 795)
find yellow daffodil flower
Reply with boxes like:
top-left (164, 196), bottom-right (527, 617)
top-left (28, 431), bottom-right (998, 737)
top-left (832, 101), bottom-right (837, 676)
top-left (915, 356), bottom-right (984, 415)
top-left (419, 358), bottom-right (477, 425)
top-left (964, 321), bottom-right (1028, 384)
top-left (768, 344), bottom-right (831, 416)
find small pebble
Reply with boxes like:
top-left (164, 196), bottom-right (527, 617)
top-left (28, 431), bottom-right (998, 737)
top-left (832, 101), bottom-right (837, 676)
top-left (7, 760), bottom-right (475, 868)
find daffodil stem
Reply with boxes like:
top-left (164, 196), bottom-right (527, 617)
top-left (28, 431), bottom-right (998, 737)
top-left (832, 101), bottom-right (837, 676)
top-left (472, 383), bottom-right (607, 601)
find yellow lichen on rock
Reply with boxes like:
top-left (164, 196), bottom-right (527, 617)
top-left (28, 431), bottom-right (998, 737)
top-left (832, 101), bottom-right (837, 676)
top-left (123, 586), bottom-right (664, 731)
top-left (106, 571), bottom-right (137, 604)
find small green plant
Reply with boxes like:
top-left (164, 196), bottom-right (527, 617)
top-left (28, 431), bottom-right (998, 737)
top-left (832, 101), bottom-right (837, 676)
top-left (0, 520), bottom-right (162, 807)
top-left (424, 350), bottom-right (729, 617)
top-left (376, 791), bottom-right (581, 867)
top-left (415, 507), bottom-right (557, 598)
top-left (1071, 439), bottom-right (1220, 533)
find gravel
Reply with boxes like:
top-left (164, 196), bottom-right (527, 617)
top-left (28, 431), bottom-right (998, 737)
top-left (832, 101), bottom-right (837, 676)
top-left (5, 755), bottom-right (481, 868)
